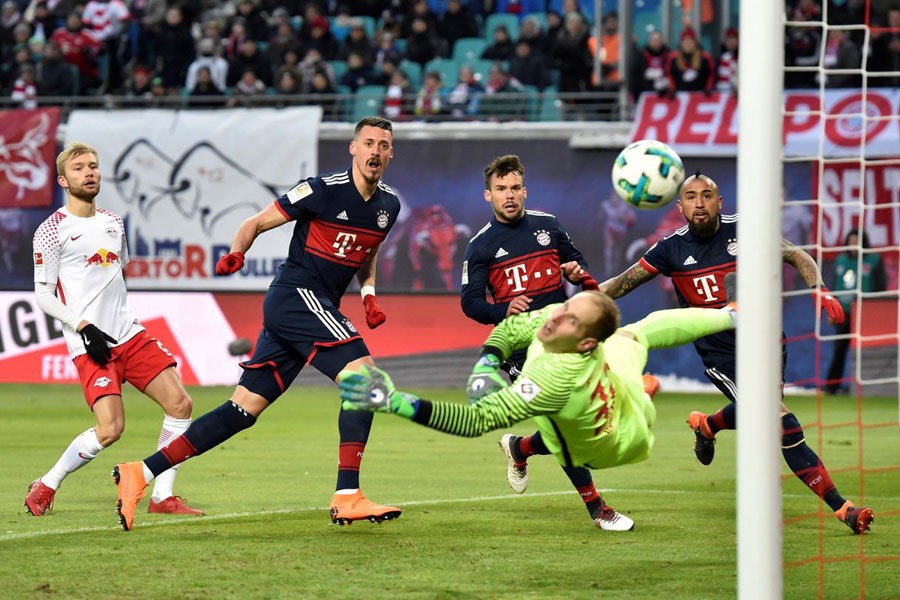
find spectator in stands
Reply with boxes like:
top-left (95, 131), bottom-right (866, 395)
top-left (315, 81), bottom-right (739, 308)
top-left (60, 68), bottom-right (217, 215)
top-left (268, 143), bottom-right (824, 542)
top-left (868, 9), bottom-right (900, 88)
top-left (438, 0), bottom-right (479, 53)
top-left (784, 3), bottom-right (821, 88)
top-left (232, 0), bottom-right (268, 42)
top-left (185, 37), bottom-right (229, 93)
top-left (820, 28), bottom-right (861, 88)
top-left (518, 13), bottom-right (547, 55)
top-left (298, 2), bottom-right (326, 43)
top-left (404, 15), bottom-right (441, 67)
top-left (560, 0), bottom-right (589, 27)
top-left (383, 68), bottom-right (410, 120)
top-left (447, 63), bottom-right (484, 119)
top-left (0, 1), bottom-right (22, 53)
top-left (482, 23), bottom-right (514, 61)
top-left (373, 55), bottom-right (399, 86)
top-left (188, 64), bottom-right (226, 104)
top-left (828, 0), bottom-right (866, 47)
top-left (339, 49), bottom-right (376, 91)
top-left (480, 61), bottom-right (525, 120)
top-left (273, 64), bottom-right (302, 95)
top-left (25, 0), bottom-right (58, 44)
top-left (542, 9), bottom-right (563, 61)
top-left (10, 63), bottom-right (37, 107)
top-left (300, 14), bottom-right (339, 60)
top-left (374, 31), bottom-right (401, 67)
top-left (51, 11), bottom-right (102, 93)
top-left (509, 39), bottom-right (547, 89)
top-left (305, 68), bottom-right (340, 118)
top-left (299, 46), bottom-right (336, 92)
top-left (664, 27), bottom-right (714, 95)
top-left (148, 74), bottom-right (168, 103)
top-left (224, 17), bottom-right (249, 61)
top-left (593, 11), bottom-right (620, 86)
top-left (81, 0), bottom-right (131, 91)
top-left (414, 69), bottom-right (445, 120)
top-left (629, 30), bottom-right (669, 99)
top-left (128, 0), bottom-right (166, 68)
top-left (155, 6), bottom-right (195, 89)
top-left (124, 63), bottom-right (152, 98)
top-left (227, 67), bottom-right (267, 106)
top-left (267, 19), bottom-right (301, 69)
top-left (375, 9), bottom-right (402, 42)
top-left (402, 0), bottom-right (438, 39)
top-left (36, 40), bottom-right (74, 97)
top-left (339, 19), bottom-right (375, 65)
top-left (3, 42), bottom-right (33, 91)
top-left (553, 12), bottom-right (592, 96)
top-left (227, 38), bottom-right (272, 87)
top-left (715, 27), bottom-right (738, 94)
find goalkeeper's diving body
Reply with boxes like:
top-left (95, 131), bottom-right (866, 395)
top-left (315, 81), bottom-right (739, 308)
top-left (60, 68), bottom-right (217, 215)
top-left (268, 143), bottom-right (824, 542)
top-left (339, 290), bottom-right (737, 530)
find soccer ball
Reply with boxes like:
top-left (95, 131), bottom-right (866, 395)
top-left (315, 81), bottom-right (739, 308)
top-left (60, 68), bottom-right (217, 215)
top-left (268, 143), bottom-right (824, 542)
top-left (611, 140), bottom-right (685, 209)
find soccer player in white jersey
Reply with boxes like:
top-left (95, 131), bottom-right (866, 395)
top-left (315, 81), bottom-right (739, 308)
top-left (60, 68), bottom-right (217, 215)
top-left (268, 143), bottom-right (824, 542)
top-left (25, 142), bottom-right (202, 518)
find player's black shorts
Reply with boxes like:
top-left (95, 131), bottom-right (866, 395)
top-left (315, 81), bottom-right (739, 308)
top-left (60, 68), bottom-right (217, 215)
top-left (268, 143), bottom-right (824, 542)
top-left (699, 344), bottom-right (787, 403)
top-left (239, 285), bottom-right (370, 402)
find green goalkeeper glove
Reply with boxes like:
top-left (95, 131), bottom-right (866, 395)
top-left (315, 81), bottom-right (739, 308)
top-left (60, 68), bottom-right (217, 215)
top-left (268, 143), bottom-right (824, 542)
top-left (337, 365), bottom-right (419, 419)
top-left (466, 353), bottom-right (507, 405)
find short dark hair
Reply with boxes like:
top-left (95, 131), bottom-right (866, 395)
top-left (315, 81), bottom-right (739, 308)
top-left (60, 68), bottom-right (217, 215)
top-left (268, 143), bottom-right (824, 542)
top-left (355, 116), bottom-right (393, 137)
top-left (483, 154), bottom-right (525, 189)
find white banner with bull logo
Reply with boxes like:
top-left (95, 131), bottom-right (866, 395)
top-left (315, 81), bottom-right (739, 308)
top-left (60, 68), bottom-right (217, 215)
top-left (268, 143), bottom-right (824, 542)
top-left (64, 107), bottom-right (322, 290)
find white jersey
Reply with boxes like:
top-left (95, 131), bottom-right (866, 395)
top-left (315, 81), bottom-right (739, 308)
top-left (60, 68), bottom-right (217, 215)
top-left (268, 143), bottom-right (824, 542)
top-left (33, 206), bottom-right (143, 358)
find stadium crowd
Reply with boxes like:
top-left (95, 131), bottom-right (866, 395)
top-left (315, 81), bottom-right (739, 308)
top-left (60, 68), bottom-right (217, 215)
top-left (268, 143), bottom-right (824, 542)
top-left (1, 0), bottom-right (897, 119)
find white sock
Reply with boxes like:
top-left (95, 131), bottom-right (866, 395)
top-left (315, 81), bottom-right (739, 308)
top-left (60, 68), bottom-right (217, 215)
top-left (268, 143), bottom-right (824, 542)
top-left (42, 428), bottom-right (105, 490)
top-left (150, 415), bottom-right (191, 502)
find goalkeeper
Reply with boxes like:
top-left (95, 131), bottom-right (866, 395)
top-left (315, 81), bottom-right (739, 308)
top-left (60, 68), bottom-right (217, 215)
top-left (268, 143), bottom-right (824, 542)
top-left (339, 290), bottom-right (736, 531)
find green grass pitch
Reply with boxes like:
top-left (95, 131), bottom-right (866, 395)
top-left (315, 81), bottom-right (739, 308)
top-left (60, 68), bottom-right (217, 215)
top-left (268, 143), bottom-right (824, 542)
top-left (1, 384), bottom-right (897, 599)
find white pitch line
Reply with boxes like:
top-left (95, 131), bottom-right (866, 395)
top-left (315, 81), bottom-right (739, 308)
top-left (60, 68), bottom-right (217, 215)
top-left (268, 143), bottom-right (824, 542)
top-left (4, 487), bottom-right (896, 542)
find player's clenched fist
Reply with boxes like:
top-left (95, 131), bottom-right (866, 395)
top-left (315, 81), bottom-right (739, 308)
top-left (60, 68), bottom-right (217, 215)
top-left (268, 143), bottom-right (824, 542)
top-left (215, 251), bottom-right (245, 275)
top-left (363, 294), bottom-right (387, 329)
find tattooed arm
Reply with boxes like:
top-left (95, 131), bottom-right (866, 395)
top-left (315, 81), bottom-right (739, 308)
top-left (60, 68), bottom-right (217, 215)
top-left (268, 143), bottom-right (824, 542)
top-left (781, 239), bottom-right (823, 288)
top-left (598, 261), bottom-right (658, 298)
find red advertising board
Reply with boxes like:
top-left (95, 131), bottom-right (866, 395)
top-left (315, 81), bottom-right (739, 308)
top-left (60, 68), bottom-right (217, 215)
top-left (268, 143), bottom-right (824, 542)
top-left (0, 108), bottom-right (60, 208)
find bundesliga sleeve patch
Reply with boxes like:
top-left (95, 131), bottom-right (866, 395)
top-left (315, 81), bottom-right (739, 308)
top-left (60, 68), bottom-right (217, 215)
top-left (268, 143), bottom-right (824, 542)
top-left (286, 181), bottom-right (313, 204)
top-left (512, 377), bottom-right (541, 403)
top-left (34, 252), bottom-right (43, 265)
top-left (461, 260), bottom-right (469, 285)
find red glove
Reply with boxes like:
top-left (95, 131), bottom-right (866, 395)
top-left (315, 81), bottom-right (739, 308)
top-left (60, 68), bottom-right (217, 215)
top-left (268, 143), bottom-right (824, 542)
top-left (216, 251), bottom-right (245, 275)
top-left (817, 287), bottom-right (845, 325)
top-left (362, 294), bottom-right (386, 329)
top-left (581, 273), bottom-right (599, 291)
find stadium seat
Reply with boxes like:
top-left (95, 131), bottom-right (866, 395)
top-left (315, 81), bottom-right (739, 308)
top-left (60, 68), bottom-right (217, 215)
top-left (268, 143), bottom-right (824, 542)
top-left (394, 38), bottom-right (407, 54)
top-left (423, 57), bottom-right (461, 87)
top-left (399, 59), bottom-right (422, 88)
top-left (521, 84), bottom-right (539, 121)
top-left (452, 37), bottom-right (488, 62)
top-left (484, 14), bottom-right (520, 43)
top-left (466, 59), bottom-right (495, 84)
top-left (352, 85), bottom-right (385, 122)
top-left (328, 60), bottom-right (349, 82)
top-left (540, 86), bottom-right (563, 121)
top-left (335, 84), bottom-right (353, 120)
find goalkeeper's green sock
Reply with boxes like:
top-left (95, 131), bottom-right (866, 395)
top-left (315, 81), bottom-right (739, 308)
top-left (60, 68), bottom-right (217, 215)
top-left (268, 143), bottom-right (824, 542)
top-left (623, 307), bottom-right (735, 350)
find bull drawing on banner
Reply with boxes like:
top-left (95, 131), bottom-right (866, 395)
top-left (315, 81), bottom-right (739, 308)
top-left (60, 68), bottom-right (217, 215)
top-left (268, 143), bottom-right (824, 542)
top-left (0, 113), bottom-right (50, 201)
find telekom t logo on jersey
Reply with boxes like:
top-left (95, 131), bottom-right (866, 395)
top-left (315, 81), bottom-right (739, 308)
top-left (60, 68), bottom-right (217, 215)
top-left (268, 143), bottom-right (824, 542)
top-left (693, 274), bottom-right (720, 302)
top-left (333, 232), bottom-right (358, 257)
top-left (505, 264), bottom-right (529, 292)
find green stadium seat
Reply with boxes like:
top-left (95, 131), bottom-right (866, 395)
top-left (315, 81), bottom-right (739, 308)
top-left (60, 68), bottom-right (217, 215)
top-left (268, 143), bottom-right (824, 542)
top-left (398, 59), bottom-right (422, 88)
top-left (522, 84), bottom-right (539, 121)
top-left (352, 85), bottom-right (385, 122)
top-left (540, 86), bottom-right (563, 121)
top-left (328, 60), bottom-right (349, 82)
top-left (423, 57), bottom-right (461, 87)
top-left (452, 37), bottom-right (488, 62)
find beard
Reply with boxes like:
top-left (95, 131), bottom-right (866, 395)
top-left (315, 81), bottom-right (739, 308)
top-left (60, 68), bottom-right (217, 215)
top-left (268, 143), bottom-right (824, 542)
top-left (70, 183), bottom-right (100, 202)
top-left (688, 215), bottom-right (718, 238)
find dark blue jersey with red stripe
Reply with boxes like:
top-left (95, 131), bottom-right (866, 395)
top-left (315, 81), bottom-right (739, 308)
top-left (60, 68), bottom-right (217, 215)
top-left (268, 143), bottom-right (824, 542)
top-left (271, 167), bottom-right (400, 306)
top-left (461, 210), bottom-right (588, 325)
top-left (640, 214), bottom-right (738, 363)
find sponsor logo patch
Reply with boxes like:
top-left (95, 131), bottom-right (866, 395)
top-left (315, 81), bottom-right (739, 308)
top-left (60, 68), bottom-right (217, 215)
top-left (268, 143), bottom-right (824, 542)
top-left (512, 377), bottom-right (540, 402)
top-left (286, 181), bottom-right (313, 204)
top-left (93, 376), bottom-right (112, 388)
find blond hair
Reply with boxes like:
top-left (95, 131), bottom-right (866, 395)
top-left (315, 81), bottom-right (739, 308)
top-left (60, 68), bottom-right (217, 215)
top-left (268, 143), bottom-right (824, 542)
top-left (56, 142), bottom-right (98, 177)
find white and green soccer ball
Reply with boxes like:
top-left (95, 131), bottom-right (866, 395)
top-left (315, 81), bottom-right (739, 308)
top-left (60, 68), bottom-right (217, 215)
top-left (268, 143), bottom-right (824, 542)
top-left (611, 139), bottom-right (685, 210)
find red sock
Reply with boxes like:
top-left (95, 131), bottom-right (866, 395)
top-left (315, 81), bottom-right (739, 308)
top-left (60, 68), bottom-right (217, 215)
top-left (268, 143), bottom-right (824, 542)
top-left (795, 460), bottom-right (837, 500)
top-left (708, 410), bottom-right (729, 433)
top-left (160, 435), bottom-right (198, 466)
top-left (519, 435), bottom-right (538, 458)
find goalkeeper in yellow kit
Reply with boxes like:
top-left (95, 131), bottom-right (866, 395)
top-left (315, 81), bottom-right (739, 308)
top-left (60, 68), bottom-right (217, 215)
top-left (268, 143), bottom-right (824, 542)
top-left (339, 289), bottom-right (737, 530)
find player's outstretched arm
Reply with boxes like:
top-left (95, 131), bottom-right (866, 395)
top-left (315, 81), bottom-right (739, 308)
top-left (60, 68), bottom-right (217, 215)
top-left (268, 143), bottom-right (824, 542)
top-left (781, 239), bottom-right (845, 324)
top-left (216, 203), bottom-right (288, 276)
top-left (598, 261), bottom-right (657, 299)
top-left (357, 248), bottom-right (387, 328)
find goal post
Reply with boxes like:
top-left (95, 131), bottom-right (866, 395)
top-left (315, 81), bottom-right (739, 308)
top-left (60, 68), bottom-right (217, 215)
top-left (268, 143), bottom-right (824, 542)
top-left (736, 1), bottom-right (784, 598)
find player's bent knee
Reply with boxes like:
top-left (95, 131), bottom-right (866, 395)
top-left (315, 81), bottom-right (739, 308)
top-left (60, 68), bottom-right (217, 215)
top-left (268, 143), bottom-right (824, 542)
top-left (95, 423), bottom-right (124, 446)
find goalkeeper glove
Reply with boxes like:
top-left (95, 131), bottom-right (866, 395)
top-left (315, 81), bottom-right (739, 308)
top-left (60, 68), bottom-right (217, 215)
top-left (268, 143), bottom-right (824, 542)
top-left (581, 273), bottom-right (599, 291)
top-left (79, 324), bottom-right (117, 366)
top-left (215, 251), bottom-right (245, 275)
top-left (338, 365), bottom-right (418, 418)
top-left (816, 287), bottom-right (845, 325)
top-left (361, 287), bottom-right (387, 329)
top-left (466, 353), bottom-right (507, 404)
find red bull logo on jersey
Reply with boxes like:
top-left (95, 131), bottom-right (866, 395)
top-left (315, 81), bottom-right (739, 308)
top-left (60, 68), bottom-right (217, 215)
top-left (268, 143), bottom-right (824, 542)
top-left (84, 248), bottom-right (120, 268)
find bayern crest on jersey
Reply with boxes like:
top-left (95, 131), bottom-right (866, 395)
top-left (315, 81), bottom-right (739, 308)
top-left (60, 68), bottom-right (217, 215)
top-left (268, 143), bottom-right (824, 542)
top-left (727, 240), bottom-right (738, 256)
top-left (376, 210), bottom-right (389, 229)
top-left (534, 230), bottom-right (551, 246)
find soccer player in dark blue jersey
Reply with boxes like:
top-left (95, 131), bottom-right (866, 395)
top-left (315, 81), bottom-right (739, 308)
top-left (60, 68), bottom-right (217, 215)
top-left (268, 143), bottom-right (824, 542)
top-left (112, 117), bottom-right (404, 531)
top-left (460, 154), bottom-right (648, 529)
top-left (598, 172), bottom-right (873, 535)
